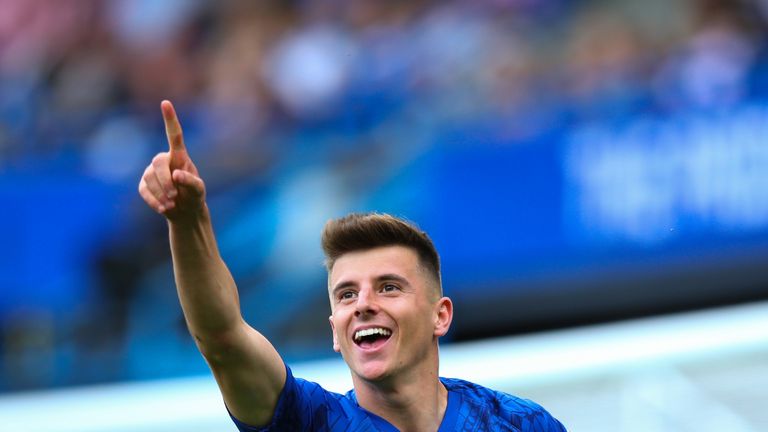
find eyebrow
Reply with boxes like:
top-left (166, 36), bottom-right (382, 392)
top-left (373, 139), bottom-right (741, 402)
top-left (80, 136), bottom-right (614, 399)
top-left (331, 273), bottom-right (410, 297)
top-left (331, 281), bottom-right (356, 298)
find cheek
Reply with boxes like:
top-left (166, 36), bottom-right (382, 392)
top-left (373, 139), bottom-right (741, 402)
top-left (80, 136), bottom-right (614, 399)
top-left (419, 304), bottom-right (441, 334)
top-left (398, 305), bottom-right (432, 336)
top-left (330, 312), bottom-right (349, 346)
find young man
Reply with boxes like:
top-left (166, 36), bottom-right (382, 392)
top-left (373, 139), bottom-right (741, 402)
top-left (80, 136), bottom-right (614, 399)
top-left (138, 100), bottom-right (566, 431)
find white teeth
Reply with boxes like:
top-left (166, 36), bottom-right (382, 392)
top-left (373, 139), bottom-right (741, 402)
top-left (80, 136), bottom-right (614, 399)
top-left (354, 328), bottom-right (392, 341)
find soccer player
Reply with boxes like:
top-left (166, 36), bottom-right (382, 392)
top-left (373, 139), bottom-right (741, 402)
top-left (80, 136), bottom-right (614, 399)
top-left (138, 100), bottom-right (566, 431)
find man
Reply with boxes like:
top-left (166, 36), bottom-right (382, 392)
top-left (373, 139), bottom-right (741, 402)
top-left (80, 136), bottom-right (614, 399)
top-left (138, 100), bottom-right (566, 431)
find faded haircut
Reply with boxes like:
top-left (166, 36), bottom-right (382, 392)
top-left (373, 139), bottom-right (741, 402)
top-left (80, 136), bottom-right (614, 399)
top-left (321, 213), bottom-right (442, 296)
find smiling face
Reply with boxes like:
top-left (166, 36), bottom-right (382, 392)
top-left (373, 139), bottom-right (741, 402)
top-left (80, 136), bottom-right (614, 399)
top-left (328, 245), bottom-right (452, 385)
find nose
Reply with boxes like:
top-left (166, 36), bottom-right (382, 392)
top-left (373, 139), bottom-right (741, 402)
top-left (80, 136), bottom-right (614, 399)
top-left (354, 286), bottom-right (378, 317)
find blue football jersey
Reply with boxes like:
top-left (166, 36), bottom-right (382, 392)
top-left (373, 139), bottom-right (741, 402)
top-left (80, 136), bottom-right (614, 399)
top-left (230, 366), bottom-right (566, 431)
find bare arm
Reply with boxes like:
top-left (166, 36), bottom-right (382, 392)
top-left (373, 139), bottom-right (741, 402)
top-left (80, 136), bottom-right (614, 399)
top-left (138, 100), bottom-right (285, 426)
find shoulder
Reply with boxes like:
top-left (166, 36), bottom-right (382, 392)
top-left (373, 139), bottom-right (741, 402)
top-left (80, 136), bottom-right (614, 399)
top-left (286, 376), bottom-right (381, 431)
top-left (442, 378), bottom-right (567, 432)
top-left (231, 366), bottom-right (359, 432)
top-left (442, 377), bottom-right (547, 415)
top-left (276, 367), bottom-right (362, 419)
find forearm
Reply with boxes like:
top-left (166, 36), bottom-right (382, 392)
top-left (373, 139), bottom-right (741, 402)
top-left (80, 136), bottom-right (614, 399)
top-left (168, 204), bottom-right (242, 344)
top-left (168, 205), bottom-right (286, 422)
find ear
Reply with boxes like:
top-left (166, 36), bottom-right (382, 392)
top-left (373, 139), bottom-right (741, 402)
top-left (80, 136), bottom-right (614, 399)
top-left (329, 315), bottom-right (341, 352)
top-left (433, 297), bottom-right (453, 337)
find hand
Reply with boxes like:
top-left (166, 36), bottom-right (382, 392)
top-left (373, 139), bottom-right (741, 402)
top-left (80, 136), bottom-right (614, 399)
top-left (138, 100), bottom-right (206, 221)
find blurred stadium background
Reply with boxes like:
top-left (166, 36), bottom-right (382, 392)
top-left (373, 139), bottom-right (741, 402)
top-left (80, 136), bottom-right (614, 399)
top-left (1, 0), bottom-right (767, 430)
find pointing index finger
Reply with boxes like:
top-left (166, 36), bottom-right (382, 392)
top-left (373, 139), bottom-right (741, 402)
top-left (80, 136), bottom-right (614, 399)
top-left (161, 100), bottom-right (186, 153)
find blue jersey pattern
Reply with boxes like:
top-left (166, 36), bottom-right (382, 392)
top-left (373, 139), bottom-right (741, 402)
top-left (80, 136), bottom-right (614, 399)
top-left (230, 366), bottom-right (567, 431)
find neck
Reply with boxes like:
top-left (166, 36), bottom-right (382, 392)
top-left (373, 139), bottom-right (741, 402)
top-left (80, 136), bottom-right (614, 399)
top-left (352, 359), bottom-right (448, 432)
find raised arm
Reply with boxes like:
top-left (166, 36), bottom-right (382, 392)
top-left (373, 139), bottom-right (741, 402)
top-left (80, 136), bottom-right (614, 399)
top-left (138, 100), bottom-right (285, 426)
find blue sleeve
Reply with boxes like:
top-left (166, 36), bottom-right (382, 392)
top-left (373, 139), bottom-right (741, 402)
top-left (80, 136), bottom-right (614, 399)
top-left (229, 365), bottom-right (335, 432)
top-left (513, 398), bottom-right (567, 432)
top-left (528, 411), bottom-right (567, 432)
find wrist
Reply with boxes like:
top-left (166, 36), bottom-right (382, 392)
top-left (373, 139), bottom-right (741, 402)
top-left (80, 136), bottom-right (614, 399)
top-left (167, 202), bottom-right (210, 227)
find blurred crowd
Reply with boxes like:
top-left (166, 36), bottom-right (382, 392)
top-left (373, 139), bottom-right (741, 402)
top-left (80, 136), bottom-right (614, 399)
top-left (2, 0), bottom-right (768, 391)
top-left (4, 0), bottom-right (764, 178)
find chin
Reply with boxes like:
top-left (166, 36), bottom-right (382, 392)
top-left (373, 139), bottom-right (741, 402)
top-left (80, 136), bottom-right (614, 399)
top-left (353, 360), bottom-right (393, 383)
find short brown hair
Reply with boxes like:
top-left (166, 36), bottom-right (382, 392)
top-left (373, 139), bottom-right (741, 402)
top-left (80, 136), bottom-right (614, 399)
top-left (321, 213), bottom-right (442, 294)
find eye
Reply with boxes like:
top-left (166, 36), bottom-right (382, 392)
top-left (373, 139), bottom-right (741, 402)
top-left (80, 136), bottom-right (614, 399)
top-left (339, 290), bottom-right (357, 301)
top-left (381, 283), bottom-right (399, 293)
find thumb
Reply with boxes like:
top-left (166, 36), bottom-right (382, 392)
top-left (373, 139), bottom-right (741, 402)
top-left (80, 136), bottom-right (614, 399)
top-left (161, 100), bottom-right (188, 158)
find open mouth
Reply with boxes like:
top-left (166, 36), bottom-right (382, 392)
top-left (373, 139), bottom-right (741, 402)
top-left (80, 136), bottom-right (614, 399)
top-left (353, 327), bottom-right (392, 349)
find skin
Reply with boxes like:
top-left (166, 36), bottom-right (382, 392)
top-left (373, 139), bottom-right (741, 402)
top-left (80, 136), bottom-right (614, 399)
top-left (139, 100), bottom-right (454, 431)
top-left (138, 101), bottom-right (285, 426)
top-left (329, 246), bottom-right (454, 431)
